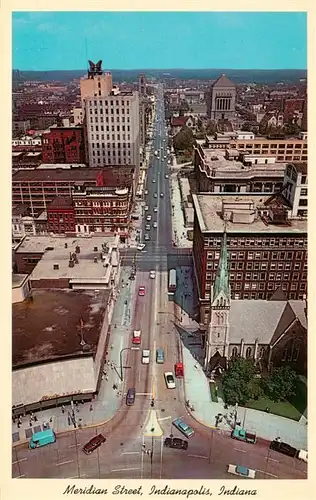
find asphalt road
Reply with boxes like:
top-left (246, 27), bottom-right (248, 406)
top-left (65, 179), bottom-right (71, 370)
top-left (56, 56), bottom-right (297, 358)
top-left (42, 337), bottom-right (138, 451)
top-left (12, 85), bottom-right (307, 481)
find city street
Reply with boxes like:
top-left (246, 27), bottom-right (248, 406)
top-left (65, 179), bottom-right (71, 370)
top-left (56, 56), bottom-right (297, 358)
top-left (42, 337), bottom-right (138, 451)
top-left (12, 85), bottom-right (307, 481)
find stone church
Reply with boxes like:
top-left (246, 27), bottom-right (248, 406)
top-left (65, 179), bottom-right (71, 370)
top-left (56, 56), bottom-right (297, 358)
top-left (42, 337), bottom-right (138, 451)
top-left (205, 232), bottom-right (307, 377)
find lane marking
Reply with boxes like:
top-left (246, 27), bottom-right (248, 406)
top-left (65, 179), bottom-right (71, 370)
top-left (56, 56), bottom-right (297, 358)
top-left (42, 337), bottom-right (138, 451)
top-left (233, 448), bottom-right (246, 453)
top-left (12, 458), bottom-right (27, 465)
top-left (56, 460), bottom-right (74, 466)
top-left (158, 416), bottom-right (172, 421)
top-left (68, 444), bottom-right (80, 448)
top-left (257, 469), bottom-right (278, 478)
top-left (121, 452), bottom-right (140, 455)
top-left (267, 457), bottom-right (279, 463)
top-left (136, 392), bottom-right (152, 396)
top-left (111, 467), bottom-right (141, 472)
top-left (188, 454), bottom-right (208, 459)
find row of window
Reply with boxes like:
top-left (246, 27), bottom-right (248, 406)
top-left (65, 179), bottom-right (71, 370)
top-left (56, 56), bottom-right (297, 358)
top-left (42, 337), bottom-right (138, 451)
top-left (204, 237), bottom-right (307, 248)
top-left (205, 289), bottom-right (305, 302)
top-left (91, 136), bottom-right (131, 143)
top-left (90, 124), bottom-right (130, 132)
top-left (205, 270), bottom-right (307, 282)
top-left (207, 250), bottom-right (306, 260)
top-left (237, 142), bottom-right (307, 150)
top-left (88, 100), bottom-right (131, 106)
top-left (92, 158), bottom-right (133, 166)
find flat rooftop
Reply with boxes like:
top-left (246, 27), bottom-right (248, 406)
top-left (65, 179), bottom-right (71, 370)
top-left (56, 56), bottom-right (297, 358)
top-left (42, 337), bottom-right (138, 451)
top-left (16, 235), bottom-right (119, 280)
top-left (12, 274), bottom-right (28, 288)
top-left (192, 193), bottom-right (307, 234)
top-left (12, 289), bottom-right (109, 367)
top-left (198, 148), bottom-right (286, 178)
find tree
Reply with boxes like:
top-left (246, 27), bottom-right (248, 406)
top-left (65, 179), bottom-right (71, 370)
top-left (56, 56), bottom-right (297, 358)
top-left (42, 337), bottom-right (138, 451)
top-left (264, 365), bottom-right (298, 402)
top-left (173, 126), bottom-right (195, 153)
top-left (222, 358), bottom-right (262, 406)
top-left (205, 120), bottom-right (217, 135)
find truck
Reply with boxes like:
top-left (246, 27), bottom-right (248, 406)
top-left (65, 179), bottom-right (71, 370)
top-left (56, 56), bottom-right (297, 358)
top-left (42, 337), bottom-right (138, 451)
top-left (231, 427), bottom-right (257, 444)
top-left (29, 428), bottom-right (56, 449)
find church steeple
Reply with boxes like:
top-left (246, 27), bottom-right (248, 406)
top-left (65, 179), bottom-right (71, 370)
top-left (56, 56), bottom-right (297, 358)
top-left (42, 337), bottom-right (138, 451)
top-left (212, 230), bottom-right (230, 304)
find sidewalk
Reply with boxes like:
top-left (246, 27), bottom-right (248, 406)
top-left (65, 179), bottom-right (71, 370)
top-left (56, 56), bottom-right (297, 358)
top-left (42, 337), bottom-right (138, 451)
top-left (170, 172), bottom-right (192, 249)
top-left (12, 266), bottom-right (137, 445)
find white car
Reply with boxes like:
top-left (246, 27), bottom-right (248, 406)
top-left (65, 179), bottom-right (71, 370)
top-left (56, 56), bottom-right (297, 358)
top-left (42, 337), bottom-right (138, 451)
top-left (227, 465), bottom-right (256, 479)
top-left (133, 329), bottom-right (141, 339)
top-left (150, 270), bottom-right (156, 279)
top-left (144, 234), bottom-right (150, 241)
top-left (154, 193), bottom-right (158, 198)
top-left (153, 207), bottom-right (158, 213)
top-left (165, 174), bottom-right (169, 178)
top-left (164, 372), bottom-right (176, 389)
top-left (142, 349), bottom-right (150, 364)
top-left (298, 449), bottom-right (308, 462)
top-left (146, 215), bottom-right (152, 221)
top-left (153, 222), bottom-right (157, 228)
top-left (137, 243), bottom-right (146, 251)
top-left (160, 193), bottom-right (164, 198)
top-left (145, 224), bottom-right (151, 231)
top-left (145, 190), bottom-right (148, 195)
top-left (152, 179), bottom-right (156, 183)
top-left (144, 205), bottom-right (149, 211)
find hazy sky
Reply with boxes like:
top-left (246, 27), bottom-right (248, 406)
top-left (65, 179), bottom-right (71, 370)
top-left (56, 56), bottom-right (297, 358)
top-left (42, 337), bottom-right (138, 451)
top-left (12, 11), bottom-right (307, 71)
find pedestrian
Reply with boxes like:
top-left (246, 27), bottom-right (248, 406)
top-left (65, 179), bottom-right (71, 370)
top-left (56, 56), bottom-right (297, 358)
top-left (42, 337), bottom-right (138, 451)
top-left (113, 383), bottom-right (117, 390)
top-left (61, 405), bottom-right (65, 414)
top-left (18, 416), bottom-right (22, 425)
top-left (17, 421), bottom-right (21, 429)
top-left (105, 376), bottom-right (109, 381)
top-left (29, 419), bottom-right (32, 427)
top-left (107, 360), bottom-right (111, 366)
top-left (49, 417), bottom-right (53, 423)
top-left (68, 415), bottom-right (71, 426)
top-left (89, 404), bottom-right (93, 412)
top-left (110, 344), bottom-right (114, 350)
top-left (34, 415), bottom-right (38, 422)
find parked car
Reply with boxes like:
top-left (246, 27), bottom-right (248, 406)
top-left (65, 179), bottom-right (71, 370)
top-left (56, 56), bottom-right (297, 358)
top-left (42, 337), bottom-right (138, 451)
top-left (172, 417), bottom-right (194, 438)
top-left (153, 222), bottom-right (158, 228)
top-left (164, 437), bottom-right (188, 450)
top-left (228, 464), bottom-right (256, 479)
top-left (160, 193), bottom-right (164, 197)
top-left (153, 207), bottom-right (158, 213)
top-left (145, 224), bottom-right (151, 231)
top-left (142, 349), bottom-right (150, 364)
top-left (154, 193), bottom-right (158, 198)
top-left (126, 388), bottom-right (136, 406)
top-left (165, 174), bottom-right (169, 178)
top-left (144, 234), bottom-right (150, 241)
top-left (144, 205), bottom-right (149, 211)
top-left (152, 179), bottom-right (156, 183)
top-left (231, 428), bottom-right (256, 444)
top-left (82, 434), bottom-right (106, 455)
top-left (146, 215), bottom-right (152, 221)
top-left (137, 243), bottom-right (146, 251)
top-left (150, 270), bottom-right (156, 279)
top-left (164, 372), bottom-right (176, 389)
top-left (270, 440), bottom-right (306, 460)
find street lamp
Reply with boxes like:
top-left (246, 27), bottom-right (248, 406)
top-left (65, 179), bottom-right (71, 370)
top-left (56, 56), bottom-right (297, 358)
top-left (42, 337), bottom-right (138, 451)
top-left (119, 347), bottom-right (140, 381)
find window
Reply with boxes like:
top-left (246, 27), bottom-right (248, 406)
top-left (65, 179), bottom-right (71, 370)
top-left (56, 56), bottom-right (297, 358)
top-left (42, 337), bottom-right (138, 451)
top-left (299, 199), bottom-right (308, 207)
top-left (231, 347), bottom-right (238, 358)
top-left (246, 347), bottom-right (252, 358)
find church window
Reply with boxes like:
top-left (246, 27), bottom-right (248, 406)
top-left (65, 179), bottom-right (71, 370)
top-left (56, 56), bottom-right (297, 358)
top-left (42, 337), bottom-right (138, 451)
top-left (220, 297), bottom-right (223, 306)
top-left (246, 347), bottom-right (252, 358)
top-left (232, 347), bottom-right (238, 358)
top-left (282, 347), bottom-right (288, 361)
top-left (293, 344), bottom-right (300, 361)
top-left (259, 347), bottom-right (265, 358)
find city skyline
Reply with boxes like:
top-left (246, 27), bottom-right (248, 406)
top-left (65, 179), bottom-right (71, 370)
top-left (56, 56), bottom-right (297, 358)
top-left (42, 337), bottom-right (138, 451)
top-left (12, 11), bottom-right (307, 71)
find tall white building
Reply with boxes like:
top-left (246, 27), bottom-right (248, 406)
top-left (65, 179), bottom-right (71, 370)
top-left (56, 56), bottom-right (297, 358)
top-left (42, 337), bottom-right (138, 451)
top-left (84, 93), bottom-right (140, 169)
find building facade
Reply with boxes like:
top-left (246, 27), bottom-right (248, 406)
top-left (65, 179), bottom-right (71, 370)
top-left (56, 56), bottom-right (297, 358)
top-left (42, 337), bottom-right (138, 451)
top-left (207, 74), bottom-right (236, 121)
top-left (42, 126), bottom-right (86, 164)
top-left (232, 137), bottom-right (308, 163)
top-left (283, 163), bottom-right (308, 218)
top-left (47, 196), bottom-right (76, 234)
top-left (192, 193), bottom-right (307, 324)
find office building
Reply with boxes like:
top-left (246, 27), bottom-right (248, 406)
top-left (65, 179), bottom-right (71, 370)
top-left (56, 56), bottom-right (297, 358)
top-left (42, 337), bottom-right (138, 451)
top-left (207, 74), bottom-right (236, 121)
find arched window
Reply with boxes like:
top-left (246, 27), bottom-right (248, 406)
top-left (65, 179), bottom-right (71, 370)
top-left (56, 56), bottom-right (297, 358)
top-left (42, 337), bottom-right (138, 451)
top-left (259, 347), bottom-right (265, 359)
top-left (246, 347), bottom-right (252, 358)
top-left (282, 347), bottom-right (288, 361)
top-left (220, 297), bottom-right (223, 307)
top-left (232, 347), bottom-right (238, 358)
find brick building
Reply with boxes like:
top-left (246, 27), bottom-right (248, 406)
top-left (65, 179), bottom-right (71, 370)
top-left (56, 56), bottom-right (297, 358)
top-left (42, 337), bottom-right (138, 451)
top-left (42, 126), bottom-right (86, 164)
top-left (12, 166), bottom-right (134, 217)
top-left (192, 193), bottom-right (307, 324)
top-left (47, 196), bottom-right (76, 234)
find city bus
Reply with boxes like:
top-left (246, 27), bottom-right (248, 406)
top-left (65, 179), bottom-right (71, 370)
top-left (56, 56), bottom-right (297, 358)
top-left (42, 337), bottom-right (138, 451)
top-left (168, 269), bottom-right (177, 295)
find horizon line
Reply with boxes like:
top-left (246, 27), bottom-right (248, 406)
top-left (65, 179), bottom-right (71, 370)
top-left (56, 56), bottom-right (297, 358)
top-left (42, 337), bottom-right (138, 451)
top-left (13, 67), bottom-right (308, 72)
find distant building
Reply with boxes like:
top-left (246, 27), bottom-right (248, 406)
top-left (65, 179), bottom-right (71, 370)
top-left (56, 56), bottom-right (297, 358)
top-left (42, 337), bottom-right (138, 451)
top-left (192, 193), bottom-right (307, 323)
top-left (138, 73), bottom-right (147, 97)
top-left (47, 196), bottom-right (76, 234)
top-left (42, 126), bottom-right (86, 164)
top-left (170, 115), bottom-right (195, 135)
top-left (207, 74), bottom-right (236, 121)
top-left (283, 163), bottom-right (308, 218)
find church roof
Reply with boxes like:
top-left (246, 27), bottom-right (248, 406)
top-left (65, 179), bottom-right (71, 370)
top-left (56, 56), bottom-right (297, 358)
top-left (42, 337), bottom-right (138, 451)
top-left (212, 73), bottom-right (235, 88)
top-left (229, 300), bottom-right (306, 344)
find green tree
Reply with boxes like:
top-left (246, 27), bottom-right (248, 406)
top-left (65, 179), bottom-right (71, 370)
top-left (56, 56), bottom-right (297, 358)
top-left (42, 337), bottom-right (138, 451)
top-left (222, 358), bottom-right (262, 406)
top-left (173, 126), bottom-right (195, 153)
top-left (264, 365), bottom-right (298, 402)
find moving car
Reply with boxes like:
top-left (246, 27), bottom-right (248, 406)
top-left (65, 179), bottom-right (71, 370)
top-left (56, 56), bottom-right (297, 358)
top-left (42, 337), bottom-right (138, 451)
top-left (154, 193), bottom-right (158, 198)
top-left (153, 222), bottom-right (157, 228)
top-left (152, 179), bottom-right (156, 183)
top-left (144, 205), bottom-right (149, 211)
top-left (160, 193), bottom-right (164, 197)
top-left (144, 234), bottom-right (150, 241)
top-left (156, 348), bottom-right (165, 364)
top-left (126, 388), bottom-right (136, 406)
top-left (164, 437), bottom-right (188, 450)
top-left (82, 434), bottom-right (106, 455)
top-left (145, 224), bottom-right (151, 231)
top-left (142, 349), bottom-right (150, 364)
top-left (138, 286), bottom-right (146, 296)
top-left (146, 215), bottom-right (152, 221)
top-left (227, 464), bottom-right (256, 479)
top-left (153, 207), bottom-right (158, 213)
top-left (145, 190), bottom-right (148, 195)
top-left (137, 243), bottom-right (146, 251)
top-left (172, 417), bottom-right (194, 438)
top-left (164, 372), bottom-right (176, 389)
top-left (29, 429), bottom-right (56, 449)
top-left (150, 270), bottom-right (156, 279)
top-left (231, 428), bottom-right (256, 444)
top-left (165, 174), bottom-right (169, 178)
